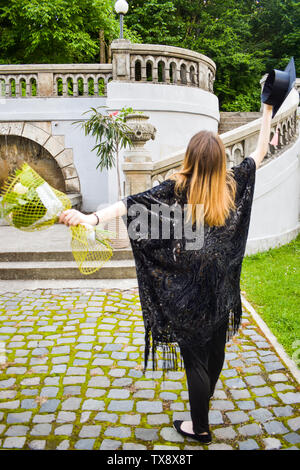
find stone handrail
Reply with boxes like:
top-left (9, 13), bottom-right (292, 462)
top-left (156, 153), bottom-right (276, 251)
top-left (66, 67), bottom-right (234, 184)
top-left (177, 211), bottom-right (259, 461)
top-left (111, 40), bottom-right (216, 92)
top-left (0, 40), bottom-right (216, 98)
top-left (122, 87), bottom-right (299, 189)
top-left (0, 64), bottom-right (113, 98)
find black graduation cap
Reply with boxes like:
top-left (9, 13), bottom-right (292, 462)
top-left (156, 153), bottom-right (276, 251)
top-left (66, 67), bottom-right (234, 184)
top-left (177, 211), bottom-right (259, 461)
top-left (261, 57), bottom-right (296, 118)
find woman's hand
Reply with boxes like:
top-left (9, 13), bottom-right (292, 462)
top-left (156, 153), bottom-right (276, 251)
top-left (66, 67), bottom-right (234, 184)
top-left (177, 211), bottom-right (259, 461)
top-left (59, 209), bottom-right (89, 227)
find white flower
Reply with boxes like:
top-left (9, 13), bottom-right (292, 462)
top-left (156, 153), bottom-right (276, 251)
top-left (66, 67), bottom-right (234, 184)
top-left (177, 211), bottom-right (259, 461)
top-left (80, 223), bottom-right (96, 242)
top-left (13, 182), bottom-right (28, 195)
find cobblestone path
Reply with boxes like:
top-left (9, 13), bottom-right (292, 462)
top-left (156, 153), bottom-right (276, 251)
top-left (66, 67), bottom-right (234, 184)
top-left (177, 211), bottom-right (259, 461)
top-left (0, 287), bottom-right (299, 450)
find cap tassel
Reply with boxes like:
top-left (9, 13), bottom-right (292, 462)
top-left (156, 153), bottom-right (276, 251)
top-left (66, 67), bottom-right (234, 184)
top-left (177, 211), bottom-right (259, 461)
top-left (270, 126), bottom-right (279, 147)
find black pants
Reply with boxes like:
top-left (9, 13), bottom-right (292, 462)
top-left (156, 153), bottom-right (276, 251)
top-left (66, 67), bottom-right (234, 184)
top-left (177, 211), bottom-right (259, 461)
top-left (179, 321), bottom-right (228, 434)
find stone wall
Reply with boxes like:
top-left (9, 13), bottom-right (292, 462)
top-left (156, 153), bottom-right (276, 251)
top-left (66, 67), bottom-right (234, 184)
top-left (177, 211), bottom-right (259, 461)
top-left (0, 135), bottom-right (65, 192)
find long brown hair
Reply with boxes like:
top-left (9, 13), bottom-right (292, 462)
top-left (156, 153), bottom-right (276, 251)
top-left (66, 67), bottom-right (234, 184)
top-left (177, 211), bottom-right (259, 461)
top-left (169, 130), bottom-right (237, 227)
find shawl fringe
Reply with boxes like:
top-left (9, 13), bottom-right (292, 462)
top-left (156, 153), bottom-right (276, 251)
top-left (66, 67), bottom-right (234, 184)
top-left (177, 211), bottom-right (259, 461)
top-left (144, 329), bottom-right (184, 373)
top-left (143, 307), bottom-right (242, 374)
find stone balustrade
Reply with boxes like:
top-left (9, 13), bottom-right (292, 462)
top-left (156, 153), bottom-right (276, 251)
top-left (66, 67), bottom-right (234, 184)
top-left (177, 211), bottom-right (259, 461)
top-left (0, 64), bottom-right (113, 98)
top-left (0, 40), bottom-right (216, 99)
top-left (111, 40), bottom-right (216, 92)
top-left (122, 87), bottom-right (299, 191)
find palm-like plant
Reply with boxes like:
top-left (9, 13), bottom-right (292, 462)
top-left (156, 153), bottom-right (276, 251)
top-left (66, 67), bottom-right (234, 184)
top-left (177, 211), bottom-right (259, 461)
top-left (75, 106), bottom-right (139, 201)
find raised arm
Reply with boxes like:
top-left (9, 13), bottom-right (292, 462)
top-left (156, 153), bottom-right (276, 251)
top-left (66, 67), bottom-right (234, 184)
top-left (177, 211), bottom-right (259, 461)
top-left (59, 200), bottom-right (127, 227)
top-left (250, 103), bottom-right (273, 169)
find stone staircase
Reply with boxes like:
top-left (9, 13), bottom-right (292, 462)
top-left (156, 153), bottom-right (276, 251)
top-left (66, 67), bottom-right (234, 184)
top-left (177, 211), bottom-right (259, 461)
top-left (0, 225), bottom-right (136, 280)
top-left (219, 112), bottom-right (262, 134)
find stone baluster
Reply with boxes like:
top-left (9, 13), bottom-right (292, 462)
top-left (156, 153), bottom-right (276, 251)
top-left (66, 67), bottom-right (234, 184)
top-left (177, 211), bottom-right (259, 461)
top-left (152, 60), bottom-right (158, 83)
top-left (73, 76), bottom-right (78, 97)
top-left (140, 59), bottom-right (147, 82)
top-left (165, 63), bottom-right (171, 84)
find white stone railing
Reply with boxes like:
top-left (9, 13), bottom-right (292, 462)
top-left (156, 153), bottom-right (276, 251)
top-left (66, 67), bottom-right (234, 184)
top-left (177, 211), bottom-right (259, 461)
top-left (111, 40), bottom-right (216, 92)
top-left (0, 40), bottom-right (216, 98)
top-left (147, 87), bottom-right (299, 186)
top-left (0, 64), bottom-right (113, 98)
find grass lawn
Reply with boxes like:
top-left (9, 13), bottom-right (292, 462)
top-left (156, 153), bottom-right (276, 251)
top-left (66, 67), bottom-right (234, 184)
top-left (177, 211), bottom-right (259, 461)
top-left (240, 233), bottom-right (300, 361)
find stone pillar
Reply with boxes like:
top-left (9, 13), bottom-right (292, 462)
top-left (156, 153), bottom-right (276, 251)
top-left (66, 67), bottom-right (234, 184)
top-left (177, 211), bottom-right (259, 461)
top-left (122, 162), bottom-right (154, 196)
top-left (121, 113), bottom-right (156, 195)
top-left (37, 72), bottom-right (54, 97)
top-left (111, 39), bottom-right (131, 81)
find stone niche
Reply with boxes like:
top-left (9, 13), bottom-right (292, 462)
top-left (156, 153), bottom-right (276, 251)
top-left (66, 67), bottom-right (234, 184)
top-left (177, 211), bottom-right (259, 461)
top-left (0, 135), bottom-right (66, 192)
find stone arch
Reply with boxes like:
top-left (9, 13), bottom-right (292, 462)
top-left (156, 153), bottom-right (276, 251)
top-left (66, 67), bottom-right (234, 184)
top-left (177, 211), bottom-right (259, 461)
top-left (282, 122), bottom-right (288, 145)
top-left (134, 60), bottom-right (142, 81)
top-left (157, 60), bottom-right (166, 83)
top-left (189, 65), bottom-right (196, 85)
top-left (165, 168), bottom-right (178, 180)
top-left (207, 69), bottom-right (215, 92)
top-left (146, 59), bottom-right (154, 81)
top-left (269, 131), bottom-right (276, 154)
top-left (152, 174), bottom-right (164, 187)
top-left (74, 74), bottom-right (85, 96)
top-left (180, 63), bottom-right (187, 85)
top-left (287, 117), bottom-right (293, 139)
top-left (232, 143), bottom-right (244, 164)
top-left (225, 148), bottom-right (234, 167)
top-left (0, 121), bottom-right (80, 195)
top-left (276, 123), bottom-right (284, 148)
top-left (169, 62), bottom-right (177, 84)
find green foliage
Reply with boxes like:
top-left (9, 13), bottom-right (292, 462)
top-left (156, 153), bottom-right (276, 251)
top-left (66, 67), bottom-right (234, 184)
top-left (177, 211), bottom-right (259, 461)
top-left (0, 0), bottom-right (298, 110)
top-left (250, 0), bottom-right (300, 72)
top-left (73, 106), bottom-right (142, 198)
top-left (77, 106), bottom-right (132, 171)
top-left (0, 0), bottom-right (117, 63)
top-left (241, 234), bottom-right (300, 358)
top-left (126, 0), bottom-right (299, 111)
top-left (123, 0), bottom-right (181, 45)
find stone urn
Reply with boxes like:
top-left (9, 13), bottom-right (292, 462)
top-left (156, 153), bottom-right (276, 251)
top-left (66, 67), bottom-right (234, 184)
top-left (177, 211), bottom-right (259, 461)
top-left (123, 113), bottom-right (156, 163)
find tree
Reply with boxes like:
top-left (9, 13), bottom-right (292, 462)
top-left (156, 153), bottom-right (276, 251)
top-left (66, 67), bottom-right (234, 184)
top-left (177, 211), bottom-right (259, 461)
top-left (126, 0), bottom-right (266, 110)
top-left (0, 0), bottom-right (139, 64)
top-left (126, 0), bottom-right (298, 111)
top-left (250, 0), bottom-right (300, 72)
top-left (0, 0), bottom-right (298, 110)
top-left (124, 0), bottom-right (182, 45)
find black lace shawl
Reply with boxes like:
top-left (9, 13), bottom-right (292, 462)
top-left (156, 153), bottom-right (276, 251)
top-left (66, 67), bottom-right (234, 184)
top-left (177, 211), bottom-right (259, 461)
top-left (121, 156), bottom-right (256, 372)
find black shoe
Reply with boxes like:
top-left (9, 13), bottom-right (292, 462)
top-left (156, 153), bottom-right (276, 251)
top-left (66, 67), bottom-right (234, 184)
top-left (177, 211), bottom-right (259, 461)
top-left (173, 420), bottom-right (212, 443)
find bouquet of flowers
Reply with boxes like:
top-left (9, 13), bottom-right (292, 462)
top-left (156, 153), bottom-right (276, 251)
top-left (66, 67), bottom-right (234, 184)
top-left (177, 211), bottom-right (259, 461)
top-left (0, 162), bottom-right (116, 275)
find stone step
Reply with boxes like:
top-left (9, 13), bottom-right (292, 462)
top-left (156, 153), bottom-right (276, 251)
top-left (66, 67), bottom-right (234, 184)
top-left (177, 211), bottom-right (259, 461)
top-left (0, 259), bottom-right (137, 280)
top-left (0, 248), bottom-right (133, 262)
top-left (219, 112), bottom-right (262, 120)
top-left (0, 278), bottom-right (138, 293)
top-left (219, 112), bottom-right (262, 134)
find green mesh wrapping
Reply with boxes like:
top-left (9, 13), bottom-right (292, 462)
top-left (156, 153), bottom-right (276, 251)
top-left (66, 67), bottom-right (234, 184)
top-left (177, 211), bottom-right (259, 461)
top-left (0, 162), bottom-right (115, 275)
top-left (70, 224), bottom-right (114, 275)
top-left (1, 162), bottom-right (71, 230)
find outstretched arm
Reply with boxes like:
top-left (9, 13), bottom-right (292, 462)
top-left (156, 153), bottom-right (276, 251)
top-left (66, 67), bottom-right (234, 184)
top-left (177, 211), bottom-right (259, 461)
top-left (250, 103), bottom-right (273, 169)
top-left (59, 200), bottom-right (127, 227)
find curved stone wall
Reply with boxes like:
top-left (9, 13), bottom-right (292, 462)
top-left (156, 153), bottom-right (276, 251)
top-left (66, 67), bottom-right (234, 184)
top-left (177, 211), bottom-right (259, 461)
top-left (0, 135), bottom-right (65, 192)
top-left (0, 122), bottom-right (80, 194)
